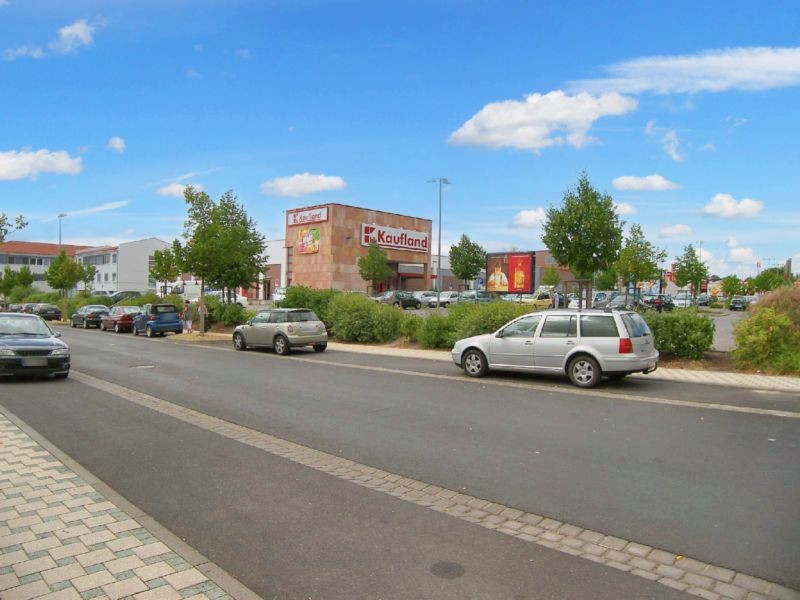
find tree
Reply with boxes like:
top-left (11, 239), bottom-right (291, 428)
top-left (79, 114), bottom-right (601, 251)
top-left (721, 274), bottom-right (744, 297)
top-left (449, 234), bottom-right (486, 289)
top-left (541, 265), bottom-right (561, 287)
top-left (0, 266), bottom-right (18, 298)
top-left (615, 224), bottom-right (666, 288)
top-left (15, 266), bottom-right (34, 288)
top-left (752, 267), bottom-right (786, 292)
top-left (0, 214), bottom-right (27, 243)
top-left (673, 244), bottom-right (709, 298)
top-left (595, 269), bottom-right (618, 290)
top-left (541, 173), bottom-right (624, 307)
top-left (81, 265), bottom-right (97, 292)
top-left (149, 248), bottom-right (181, 298)
top-left (44, 251), bottom-right (85, 296)
top-left (358, 242), bottom-right (393, 293)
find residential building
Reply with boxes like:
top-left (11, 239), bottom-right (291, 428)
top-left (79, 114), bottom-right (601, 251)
top-left (75, 238), bottom-right (169, 294)
top-left (0, 242), bottom-right (92, 292)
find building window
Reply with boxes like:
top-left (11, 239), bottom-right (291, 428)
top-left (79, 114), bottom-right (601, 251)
top-left (97, 273), bottom-right (101, 283)
top-left (112, 273), bottom-right (116, 282)
top-left (104, 273), bottom-right (109, 282)
top-left (112, 254), bottom-right (117, 263)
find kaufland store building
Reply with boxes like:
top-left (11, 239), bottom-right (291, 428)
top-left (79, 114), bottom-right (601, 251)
top-left (284, 203), bottom-right (433, 292)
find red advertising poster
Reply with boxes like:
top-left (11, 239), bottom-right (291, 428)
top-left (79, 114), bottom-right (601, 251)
top-left (508, 253), bottom-right (533, 293)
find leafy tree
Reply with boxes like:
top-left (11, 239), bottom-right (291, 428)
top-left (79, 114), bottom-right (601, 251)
top-left (81, 264), bottom-right (97, 292)
top-left (674, 244), bottom-right (709, 298)
top-left (541, 173), bottom-right (623, 307)
top-left (44, 251), bottom-right (85, 296)
top-left (721, 274), bottom-right (744, 297)
top-left (149, 248), bottom-right (181, 298)
top-left (358, 242), bottom-right (393, 293)
top-left (541, 265), bottom-right (561, 287)
top-left (449, 234), bottom-right (486, 289)
top-left (615, 224), bottom-right (666, 291)
top-left (15, 266), bottom-right (34, 288)
top-left (0, 266), bottom-right (18, 298)
top-left (753, 267), bottom-right (786, 292)
top-left (0, 214), bottom-right (27, 243)
top-left (595, 269), bottom-right (618, 290)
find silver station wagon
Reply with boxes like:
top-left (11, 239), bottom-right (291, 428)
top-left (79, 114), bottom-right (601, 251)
top-left (233, 308), bottom-right (328, 355)
top-left (452, 309), bottom-right (658, 388)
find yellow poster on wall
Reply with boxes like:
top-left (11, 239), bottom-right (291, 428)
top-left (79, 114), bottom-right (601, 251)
top-left (298, 227), bottom-right (320, 254)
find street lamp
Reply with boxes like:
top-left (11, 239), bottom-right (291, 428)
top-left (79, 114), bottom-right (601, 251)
top-left (57, 213), bottom-right (67, 248)
top-left (428, 177), bottom-right (450, 308)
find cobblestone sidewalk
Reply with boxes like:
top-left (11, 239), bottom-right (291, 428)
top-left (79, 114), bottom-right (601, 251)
top-left (0, 412), bottom-right (240, 600)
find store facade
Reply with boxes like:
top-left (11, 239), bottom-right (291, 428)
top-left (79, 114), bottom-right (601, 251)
top-left (284, 203), bottom-right (432, 292)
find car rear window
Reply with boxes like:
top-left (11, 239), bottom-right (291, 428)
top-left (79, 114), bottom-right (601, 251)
top-left (122, 306), bottom-right (140, 314)
top-left (621, 313), bottom-right (651, 338)
top-left (580, 315), bottom-right (619, 337)
top-left (540, 315), bottom-right (577, 338)
top-left (288, 310), bottom-right (319, 322)
top-left (155, 305), bottom-right (176, 313)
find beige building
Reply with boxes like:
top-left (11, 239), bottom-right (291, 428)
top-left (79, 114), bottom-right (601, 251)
top-left (284, 203), bottom-right (432, 292)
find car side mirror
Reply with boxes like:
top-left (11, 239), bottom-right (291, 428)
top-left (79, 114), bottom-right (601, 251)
top-left (496, 330), bottom-right (504, 338)
top-left (54, 332), bottom-right (61, 338)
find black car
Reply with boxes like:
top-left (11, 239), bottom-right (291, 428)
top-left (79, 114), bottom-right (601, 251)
top-left (71, 305), bottom-right (110, 329)
top-left (111, 291), bottom-right (142, 304)
top-left (637, 294), bottom-right (675, 312)
top-left (0, 313), bottom-right (70, 379)
top-left (378, 291), bottom-right (422, 309)
top-left (32, 303), bottom-right (62, 321)
top-left (696, 293), bottom-right (711, 307)
top-left (729, 295), bottom-right (748, 311)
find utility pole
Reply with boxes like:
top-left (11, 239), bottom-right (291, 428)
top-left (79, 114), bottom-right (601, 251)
top-left (57, 213), bottom-right (67, 248)
top-left (428, 177), bottom-right (450, 309)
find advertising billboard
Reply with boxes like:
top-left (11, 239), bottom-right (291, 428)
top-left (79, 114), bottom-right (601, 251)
top-left (287, 206), bottom-right (328, 227)
top-left (297, 227), bottom-right (320, 254)
top-left (486, 252), bottom-right (534, 293)
top-left (361, 223), bottom-right (429, 252)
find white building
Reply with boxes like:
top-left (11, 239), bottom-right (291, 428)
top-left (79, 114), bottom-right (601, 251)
top-left (75, 238), bottom-right (169, 294)
top-left (0, 241), bottom-right (92, 292)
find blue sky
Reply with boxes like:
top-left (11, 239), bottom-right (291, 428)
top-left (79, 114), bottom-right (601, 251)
top-left (2, 0), bottom-right (799, 276)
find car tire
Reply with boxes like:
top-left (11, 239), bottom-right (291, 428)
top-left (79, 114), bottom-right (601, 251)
top-left (54, 372), bottom-right (69, 380)
top-left (442, 302), bottom-right (449, 308)
top-left (462, 349), bottom-right (488, 378)
top-left (393, 302), bottom-right (400, 308)
top-left (100, 322), bottom-right (106, 331)
top-left (415, 302), bottom-right (421, 309)
top-left (568, 355), bottom-right (601, 388)
top-left (273, 335), bottom-right (290, 356)
top-left (133, 325), bottom-right (139, 336)
top-left (313, 343), bottom-right (327, 353)
top-left (114, 323), bottom-right (120, 334)
top-left (233, 332), bottom-right (247, 351)
top-left (71, 320), bottom-right (76, 328)
top-left (146, 325), bottom-right (155, 338)
top-left (82, 319), bottom-right (88, 329)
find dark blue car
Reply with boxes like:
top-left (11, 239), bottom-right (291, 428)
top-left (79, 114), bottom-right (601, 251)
top-left (0, 313), bottom-right (70, 379)
top-left (132, 304), bottom-right (183, 337)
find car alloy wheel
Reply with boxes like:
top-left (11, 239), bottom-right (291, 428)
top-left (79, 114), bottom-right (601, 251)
top-left (146, 325), bottom-right (155, 338)
top-left (462, 349), bottom-right (488, 377)
top-left (233, 332), bottom-right (247, 351)
top-left (114, 323), bottom-right (120, 334)
top-left (273, 335), bottom-right (290, 356)
top-left (568, 355), bottom-right (601, 388)
top-left (415, 302), bottom-right (421, 309)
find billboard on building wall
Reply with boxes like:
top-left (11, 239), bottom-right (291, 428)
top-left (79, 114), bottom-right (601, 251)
top-left (361, 223), bottom-right (429, 252)
top-left (297, 227), bottom-right (320, 254)
top-left (287, 206), bottom-right (328, 227)
top-left (485, 252), bottom-right (534, 293)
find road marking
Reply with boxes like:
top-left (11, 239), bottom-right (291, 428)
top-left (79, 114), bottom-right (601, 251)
top-left (182, 342), bottom-right (800, 420)
top-left (70, 369), bottom-right (799, 600)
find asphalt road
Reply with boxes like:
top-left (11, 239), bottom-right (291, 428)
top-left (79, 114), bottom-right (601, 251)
top-left (1, 327), bottom-right (798, 598)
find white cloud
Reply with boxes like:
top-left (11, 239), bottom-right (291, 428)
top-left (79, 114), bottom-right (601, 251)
top-left (729, 246), bottom-right (758, 266)
top-left (49, 19), bottom-right (96, 54)
top-left (448, 90), bottom-right (637, 153)
top-left (0, 149), bottom-right (82, 180)
top-left (107, 136), bottom-right (125, 153)
top-left (260, 173), bottom-right (346, 197)
top-left (2, 45), bottom-right (44, 61)
top-left (570, 47), bottom-right (800, 95)
top-left (157, 182), bottom-right (203, 198)
top-left (614, 202), bottom-right (637, 216)
top-left (235, 48), bottom-right (251, 60)
top-left (612, 174), bottom-right (680, 191)
top-left (510, 208), bottom-right (546, 228)
top-left (661, 130), bottom-right (682, 161)
top-left (659, 224), bottom-right (692, 238)
top-left (703, 193), bottom-right (763, 218)
top-left (726, 236), bottom-right (740, 248)
top-left (644, 120), bottom-right (656, 135)
top-left (69, 200), bottom-right (129, 217)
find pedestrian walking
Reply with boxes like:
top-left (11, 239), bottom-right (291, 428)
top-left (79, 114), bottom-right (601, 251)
top-left (182, 300), bottom-right (195, 334)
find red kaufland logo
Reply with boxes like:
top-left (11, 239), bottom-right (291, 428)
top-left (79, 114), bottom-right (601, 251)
top-left (360, 224), bottom-right (428, 252)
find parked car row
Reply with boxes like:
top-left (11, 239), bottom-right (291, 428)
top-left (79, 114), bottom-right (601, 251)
top-left (70, 303), bottom-right (184, 337)
top-left (5, 303), bottom-right (63, 320)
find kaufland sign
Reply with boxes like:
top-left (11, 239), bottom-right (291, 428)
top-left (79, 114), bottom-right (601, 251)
top-left (361, 223), bottom-right (429, 253)
top-left (287, 207), bottom-right (328, 227)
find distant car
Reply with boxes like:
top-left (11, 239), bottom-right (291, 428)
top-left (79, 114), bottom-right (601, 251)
top-left (206, 290), bottom-right (249, 308)
top-left (111, 291), bottom-right (142, 304)
top-left (568, 290), bottom-right (617, 309)
top-left (378, 291), bottom-right (422, 309)
top-left (7, 304), bottom-right (22, 313)
top-left (452, 309), bottom-right (658, 388)
top-left (514, 292), bottom-right (553, 310)
top-left (272, 287), bottom-right (288, 303)
top-left (729, 295), bottom-right (748, 311)
top-left (638, 294), bottom-right (674, 312)
top-left (132, 303), bottom-right (183, 337)
top-left (0, 313), bottom-right (70, 379)
top-left (428, 291), bottom-right (461, 308)
top-left (21, 303), bottom-right (37, 314)
top-left (90, 290), bottom-right (115, 298)
top-left (459, 290), bottom-right (495, 304)
top-left (33, 304), bottom-right (62, 321)
top-left (100, 305), bottom-right (141, 333)
top-left (696, 293), bottom-right (711, 307)
top-left (672, 292), bottom-right (694, 308)
top-left (413, 291), bottom-right (438, 304)
top-left (71, 305), bottom-right (110, 329)
top-left (233, 308), bottom-right (328, 354)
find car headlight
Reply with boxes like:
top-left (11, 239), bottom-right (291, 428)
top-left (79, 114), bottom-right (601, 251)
top-left (50, 348), bottom-right (70, 356)
top-left (0, 349), bottom-right (16, 357)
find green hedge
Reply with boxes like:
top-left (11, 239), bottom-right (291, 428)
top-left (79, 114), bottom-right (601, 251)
top-left (277, 286), bottom-right (340, 326)
top-left (640, 309), bottom-right (715, 359)
top-left (326, 294), bottom-right (402, 343)
top-left (204, 296), bottom-right (254, 326)
top-left (418, 302), bottom-right (535, 348)
top-left (733, 288), bottom-right (800, 374)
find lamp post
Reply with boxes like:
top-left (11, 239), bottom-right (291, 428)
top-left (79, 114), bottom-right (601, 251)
top-left (57, 213), bottom-right (67, 248)
top-left (428, 177), bottom-right (449, 308)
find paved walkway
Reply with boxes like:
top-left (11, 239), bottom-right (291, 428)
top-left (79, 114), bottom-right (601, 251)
top-left (0, 412), bottom-right (255, 600)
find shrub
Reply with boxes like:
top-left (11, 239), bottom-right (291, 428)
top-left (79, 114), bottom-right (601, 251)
top-left (216, 302), bottom-right (251, 326)
top-left (277, 286), bottom-right (340, 326)
top-left (116, 292), bottom-right (160, 307)
top-left (9, 286), bottom-right (35, 303)
top-left (400, 314), bottom-right (422, 342)
top-left (325, 294), bottom-right (402, 343)
top-left (417, 314), bottom-right (456, 348)
top-left (733, 288), bottom-right (800, 374)
top-left (710, 302), bottom-right (723, 309)
top-left (640, 309), bottom-right (715, 359)
top-left (452, 302), bottom-right (534, 341)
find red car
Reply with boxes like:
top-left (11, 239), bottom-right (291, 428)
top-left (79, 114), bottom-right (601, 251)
top-left (100, 306), bottom-right (141, 333)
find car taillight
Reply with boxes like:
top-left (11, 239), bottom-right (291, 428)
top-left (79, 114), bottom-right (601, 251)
top-left (619, 338), bottom-right (633, 354)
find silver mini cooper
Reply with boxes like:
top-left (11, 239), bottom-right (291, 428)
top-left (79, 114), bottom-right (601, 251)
top-left (233, 308), bottom-right (328, 355)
